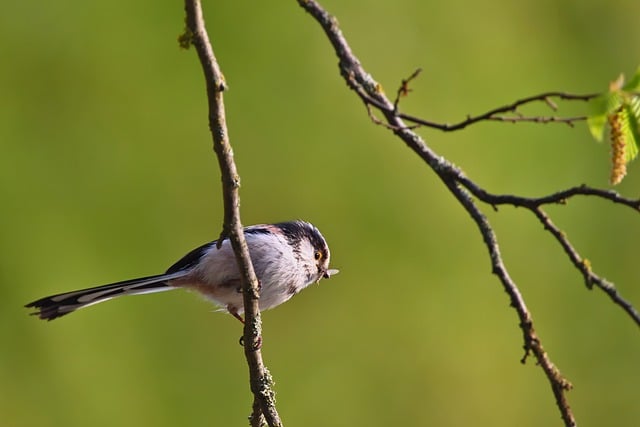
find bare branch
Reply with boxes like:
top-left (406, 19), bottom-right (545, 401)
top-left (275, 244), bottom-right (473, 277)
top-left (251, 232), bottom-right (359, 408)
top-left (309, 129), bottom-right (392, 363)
top-left (441, 178), bottom-right (577, 427)
top-left (485, 115), bottom-right (586, 127)
top-left (295, 1), bottom-right (640, 425)
top-left (457, 180), bottom-right (640, 211)
top-left (331, 72), bottom-right (599, 131)
top-left (398, 91), bottom-right (598, 131)
top-left (532, 208), bottom-right (640, 326)
top-left (451, 176), bottom-right (640, 327)
top-left (182, 1), bottom-right (282, 425)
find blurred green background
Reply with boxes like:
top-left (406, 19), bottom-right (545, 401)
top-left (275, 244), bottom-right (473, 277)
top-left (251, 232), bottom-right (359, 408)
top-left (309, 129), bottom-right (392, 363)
top-left (2, 0), bottom-right (639, 426)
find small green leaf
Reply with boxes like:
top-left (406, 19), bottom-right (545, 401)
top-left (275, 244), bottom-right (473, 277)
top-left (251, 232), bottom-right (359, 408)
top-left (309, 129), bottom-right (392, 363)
top-left (622, 103), bottom-right (640, 162)
top-left (587, 92), bottom-right (623, 142)
top-left (604, 91), bottom-right (624, 114)
top-left (622, 66), bottom-right (640, 92)
top-left (628, 95), bottom-right (640, 121)
top-left (587, 114), bottom-right (607, 141)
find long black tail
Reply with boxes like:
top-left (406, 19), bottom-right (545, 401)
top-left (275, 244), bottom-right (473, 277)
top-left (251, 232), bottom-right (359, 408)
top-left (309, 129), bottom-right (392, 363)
top-left (25, 271), bottom-right (188, 321)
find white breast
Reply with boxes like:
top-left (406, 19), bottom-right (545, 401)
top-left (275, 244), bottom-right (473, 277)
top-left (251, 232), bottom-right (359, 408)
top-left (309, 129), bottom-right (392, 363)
top-left (183, 231), bottom-right (311, 314)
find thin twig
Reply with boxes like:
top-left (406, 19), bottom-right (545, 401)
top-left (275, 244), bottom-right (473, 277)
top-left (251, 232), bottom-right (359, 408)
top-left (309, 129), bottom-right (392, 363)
top-left (531, 207), bottom-right (640, 326)
top-left (393, 68), bottom-right (422, 112)
top-left (397, 91), bottom-right (598, 131)
top-left (485, 115), bottom-right (586, 127)
top-left (457, 181), bottom-right (640, 211)
top-left (335, 77), bottom-right (598, 132)
top-left (182, 1), bottom-right (282, 426)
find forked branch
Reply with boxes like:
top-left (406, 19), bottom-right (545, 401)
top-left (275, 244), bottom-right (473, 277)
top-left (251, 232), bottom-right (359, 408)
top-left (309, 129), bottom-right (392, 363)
top-left (297, 0), bottom-right (639, 426)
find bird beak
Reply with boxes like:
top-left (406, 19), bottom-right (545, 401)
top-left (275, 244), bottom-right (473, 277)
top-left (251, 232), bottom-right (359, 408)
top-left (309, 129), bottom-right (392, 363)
top-left (323, 268), bottom-right (340, 279)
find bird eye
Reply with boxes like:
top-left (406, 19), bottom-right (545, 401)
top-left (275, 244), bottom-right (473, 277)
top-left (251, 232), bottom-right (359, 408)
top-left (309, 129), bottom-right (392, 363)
top-left (314, 250), bottom-right (323, 261)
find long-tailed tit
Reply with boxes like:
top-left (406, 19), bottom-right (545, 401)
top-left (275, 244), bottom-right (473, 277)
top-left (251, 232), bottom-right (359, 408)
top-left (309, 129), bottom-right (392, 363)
top-left (26, 220), bottom-right (338, 322)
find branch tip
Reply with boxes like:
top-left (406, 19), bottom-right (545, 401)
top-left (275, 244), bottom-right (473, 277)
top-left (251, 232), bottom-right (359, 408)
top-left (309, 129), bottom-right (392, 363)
top-left (394, 67), bottom-right (423, 111)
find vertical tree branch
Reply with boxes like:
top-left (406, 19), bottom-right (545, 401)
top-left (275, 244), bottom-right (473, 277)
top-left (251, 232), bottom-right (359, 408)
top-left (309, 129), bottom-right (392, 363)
top-left (182, 1), bottom-right (282, 425)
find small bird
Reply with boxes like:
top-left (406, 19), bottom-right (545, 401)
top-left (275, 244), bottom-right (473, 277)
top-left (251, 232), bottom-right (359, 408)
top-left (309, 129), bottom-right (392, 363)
top-left (25, 221), bottom-right (338, 322)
